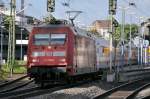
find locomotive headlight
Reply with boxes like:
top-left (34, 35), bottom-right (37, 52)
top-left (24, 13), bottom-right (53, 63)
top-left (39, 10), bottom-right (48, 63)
top-left (48, 46), bottom-right (51, 49)
top-left (32, 59), bottom-right (39, 62)
top-left (59, 58), bottom-right (66, 62)
top-left (32, 52), bottom-right (45, 57)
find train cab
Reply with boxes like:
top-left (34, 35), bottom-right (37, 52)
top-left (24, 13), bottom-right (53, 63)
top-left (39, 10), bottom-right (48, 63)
top-left (27, 25), bottom-right (73, 82)
top-left (30, 33), bottom-right (67, 66)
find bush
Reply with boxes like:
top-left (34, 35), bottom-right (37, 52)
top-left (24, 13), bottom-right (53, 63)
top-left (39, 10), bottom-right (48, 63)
top-left (2, 60), bottom-right (27, 74)
top-left (0, 69), bottom-right (8, 80)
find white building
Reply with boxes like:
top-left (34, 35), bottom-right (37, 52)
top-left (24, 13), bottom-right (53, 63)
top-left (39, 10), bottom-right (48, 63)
top-left (92, 20), bottom-right (111, 39)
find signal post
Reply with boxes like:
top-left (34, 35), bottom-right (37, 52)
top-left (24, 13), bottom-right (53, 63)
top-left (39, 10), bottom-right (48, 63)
top-left (107, 0), bottom-right (117, 82)
top-left (7, 0), bottom-right (16, 77)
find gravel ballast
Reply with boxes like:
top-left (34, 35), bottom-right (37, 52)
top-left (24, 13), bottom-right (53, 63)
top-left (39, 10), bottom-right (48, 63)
top-left (29, 81), bottom-right (118, 99)
top-left (135, 87), bottom-right (150, 99)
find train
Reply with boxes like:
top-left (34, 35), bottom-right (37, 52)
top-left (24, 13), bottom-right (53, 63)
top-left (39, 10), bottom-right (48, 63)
top-left (27, 24), bottom-right (138, 85)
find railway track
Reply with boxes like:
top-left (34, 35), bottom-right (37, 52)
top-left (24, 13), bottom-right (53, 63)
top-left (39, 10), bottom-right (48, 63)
top-left (126, 81), bottom-right (150, 99)
top-left (0, 75), bottom-right (34, 94)
top-left (0, 80), bottom-right (34, 93)
top-left (93, 78), bottom-right (150, 99)
top-left (0, 86), bottom-right (40, 99)
top-left (141, 95), bottom-right (150, 99)
top-left (0, 78), bottom-right (101, 99)
top-left (0, 75), bottom-right (28, 88)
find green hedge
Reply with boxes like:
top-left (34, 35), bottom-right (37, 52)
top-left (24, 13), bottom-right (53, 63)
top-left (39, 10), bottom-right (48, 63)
top-left (0, 60), bottom-right (27, 79)
top-left (1, 60), bottom-right (27, 74)
top-left (0, 69), bottom-right (8, 80)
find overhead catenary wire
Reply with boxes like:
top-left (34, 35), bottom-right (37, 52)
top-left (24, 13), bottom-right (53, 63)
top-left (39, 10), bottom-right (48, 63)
top-left (122, 0), bottom-right (149, 65)
top-left (58, 0), bottom-right (88, 26)
top-left (58, 0), bottom-right (75, 10)
top-left (122, 0), bottom-right (149, 17)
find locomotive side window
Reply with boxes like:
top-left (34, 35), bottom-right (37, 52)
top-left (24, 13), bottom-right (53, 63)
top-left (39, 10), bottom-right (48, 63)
top-left (34, 34), bottom-right (50, 45)
top-left (51, 34), bottom-right (66, 45)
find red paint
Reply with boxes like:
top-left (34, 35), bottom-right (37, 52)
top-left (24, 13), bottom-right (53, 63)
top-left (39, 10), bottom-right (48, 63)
top-left (27, 25), bottom-right (75, 74)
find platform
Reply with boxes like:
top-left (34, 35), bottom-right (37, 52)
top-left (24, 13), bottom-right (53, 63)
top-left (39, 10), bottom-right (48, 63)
top-left (118, 65), bottom-right (150, 82)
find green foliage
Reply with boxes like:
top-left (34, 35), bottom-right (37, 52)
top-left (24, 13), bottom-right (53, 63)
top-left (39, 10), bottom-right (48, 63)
top-left (1, 15), bottom-right (11, 33)
top-left (88, 28), bottom-right (102, 37)
top-left (3, 15), bottom-right (11, 25)
top-left (124, 24), bottom-right (138, 39)
top-left (2, 60), bottom-right (27, 74)
top-left (0, 69), bottom-right (8, 80)
top-left (12, 66), bottom-right (26, 74)
top-left (113, 25), bottom-right (121, 41)
top-left (0, 61), bottom-right (26, 79)
top-left (113, 24), bottom-right (138, 43)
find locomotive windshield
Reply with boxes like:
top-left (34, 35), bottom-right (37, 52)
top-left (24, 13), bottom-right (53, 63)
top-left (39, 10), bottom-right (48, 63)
top-left (51, 34), bottom-right (66, 45)
top-left (34, 33), bottom-right (66, 45)
top-left (34, 34), bottom-right (49, 45)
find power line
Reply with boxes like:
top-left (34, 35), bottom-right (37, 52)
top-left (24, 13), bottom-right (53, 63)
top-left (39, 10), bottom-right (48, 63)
top-left (123, 0), bottom-right (149, 16)
top-left (59, 0), bottom-right (75, 11)
top-left (61, 0), bottom-right (70, 7)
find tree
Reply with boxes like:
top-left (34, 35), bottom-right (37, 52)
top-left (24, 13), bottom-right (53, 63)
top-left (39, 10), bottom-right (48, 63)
top-left (124, 24), bottom-right (138, 39)
top-left (3, 15), bottom-right (10, 26)
top-left (113, 24), bottom-right (138, 43)
top-left (87, 27), bottom-right (103, 37)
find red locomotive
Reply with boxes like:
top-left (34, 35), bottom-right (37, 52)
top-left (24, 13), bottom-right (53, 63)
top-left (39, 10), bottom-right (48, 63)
top-left (27, 24), bottom-right (100, 85)
top-left (27, 24), bottom-right (138, 85)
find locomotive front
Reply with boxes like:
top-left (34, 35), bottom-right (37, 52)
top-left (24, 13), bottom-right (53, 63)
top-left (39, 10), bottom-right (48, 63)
top-left (27, 26), bottom-right (70, 83)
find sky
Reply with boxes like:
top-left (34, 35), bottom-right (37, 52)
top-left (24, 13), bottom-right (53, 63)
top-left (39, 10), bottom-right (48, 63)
top-left (2, 0), bottom-right (150, 26)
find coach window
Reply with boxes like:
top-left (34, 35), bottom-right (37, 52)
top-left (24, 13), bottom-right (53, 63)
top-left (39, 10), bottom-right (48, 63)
top-left (34, 34), bottom-right (50, 45)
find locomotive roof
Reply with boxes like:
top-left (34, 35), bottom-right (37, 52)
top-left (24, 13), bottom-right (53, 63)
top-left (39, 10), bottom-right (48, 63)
top-left (33, 24), bottom-right (109, 44)
top-left (33, 24), bottom-right (71, 28)
top-left (33, 24), bottom-right (95, 37)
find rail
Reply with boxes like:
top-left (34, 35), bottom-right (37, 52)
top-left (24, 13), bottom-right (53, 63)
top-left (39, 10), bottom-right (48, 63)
top-left (126, 82), bottom-right (150, 99)
top-left (0, 75), bottom-right (28, 88)
top-left (2, 79), bottom-right (100, 98)
top-left (93, 78), bottom-right (150, 99)
top-left (0, 80), bottom-right (33, 93)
